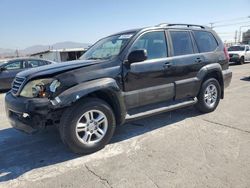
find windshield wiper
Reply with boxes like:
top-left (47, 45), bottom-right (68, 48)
top-left (86, 57), bottom-right (103, 60)
top-left (86, 56), bottom-right (113, 60)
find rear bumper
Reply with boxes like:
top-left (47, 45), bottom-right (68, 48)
top-left (229, 57), bottom-right (240, 63)
top-left (5, 92), bottom-right (51, 134)
top-left (222, 69), bottom-right (232, 88)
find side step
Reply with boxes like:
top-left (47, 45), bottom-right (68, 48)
top-left (125, 98), bottom-right (197, 121)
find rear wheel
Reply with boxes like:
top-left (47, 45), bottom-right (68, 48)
top-left (59, 98), bottom-right (116, 154)
top-left (195, 78), bottom-right (221, 113)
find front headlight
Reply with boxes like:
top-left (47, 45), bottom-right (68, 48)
top-left (20, 79), bottom-right (61, 98)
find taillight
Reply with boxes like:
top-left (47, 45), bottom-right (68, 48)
top-left (224, 46), bottom-right (230, 61)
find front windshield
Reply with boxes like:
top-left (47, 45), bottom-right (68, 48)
top-left (228, 46), bottom-right (245, 51)
top-left (80, 33), bottom-right (135, 60)
top-left (0, 60), bottom-right (7, 65)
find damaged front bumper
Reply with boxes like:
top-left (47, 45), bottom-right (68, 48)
top-left (5, 92), bottom-right (53, 134)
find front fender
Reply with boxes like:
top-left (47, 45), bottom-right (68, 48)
top-left (54, 78), bottom-right (121, 107)
top-left (52, 78), bottom-right (127, 125)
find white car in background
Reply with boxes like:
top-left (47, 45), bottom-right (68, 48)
top-left (228, 45), bottom-right (250, 65)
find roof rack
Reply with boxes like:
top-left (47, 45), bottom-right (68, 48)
top-left (156, 23), bottom-right (208, 29)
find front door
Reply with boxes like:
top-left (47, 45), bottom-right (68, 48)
top-left (123, 31), bottom-right (175, 109)
top-left (0, 60), bottom-right (25, 90)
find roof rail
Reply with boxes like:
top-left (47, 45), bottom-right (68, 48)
top-left (156, 23), bottom-right (208, 29)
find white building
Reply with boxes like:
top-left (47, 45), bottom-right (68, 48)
top-left (30, 48), bottom-right (87, 62)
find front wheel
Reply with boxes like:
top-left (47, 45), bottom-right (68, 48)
top-left (59, 98), bottom-right (116, 154)
top-left (195, 78), bottom-right (221, 113)
top-left (239, 56), bottom-right (245, 65)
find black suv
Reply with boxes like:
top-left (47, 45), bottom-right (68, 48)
top-left (5, 23), bottom-right (232, 154)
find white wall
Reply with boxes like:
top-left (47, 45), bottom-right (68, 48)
top-left (31, 51), bottom-right (61, 62)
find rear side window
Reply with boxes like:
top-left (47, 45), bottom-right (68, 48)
top-left (39, 60), bottom-right (50, 66)
top-left (27, 60), bottom-right (40, 68)
top-left (193, 31), bottom-right (218, 53)
top-left (170, 31), bottom-right (194, 56)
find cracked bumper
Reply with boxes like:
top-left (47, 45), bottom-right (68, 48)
top-left (5, 92), bottom-right (51, 134)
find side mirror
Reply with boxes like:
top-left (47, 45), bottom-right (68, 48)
top-left (127, 49), bottom-right (147, 64)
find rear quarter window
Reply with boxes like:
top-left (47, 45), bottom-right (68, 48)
top-left (193, 31), bottom-right (218, 53)
top-left (39, 60), bottom-right (49, 66)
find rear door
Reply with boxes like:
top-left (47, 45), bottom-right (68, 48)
top-left (0, 60), bottom-right (25, 90)
top-left (166, 30), bottom-right (205, 99)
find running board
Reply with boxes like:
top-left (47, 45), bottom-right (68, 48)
top-left (125, 98), bottom-right (197, 121)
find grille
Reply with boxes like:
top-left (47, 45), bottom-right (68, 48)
top-left (11, 76), bottom-right (25, 95)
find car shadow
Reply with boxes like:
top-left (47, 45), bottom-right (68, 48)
top-left (240, 76), bottom-right (250, 81)
top-left (229, 62), bottom-right (239, 66)
top-left (0, 107), bottom-right (201, 182)
top-left (0, 90), bottom-right (9, 94)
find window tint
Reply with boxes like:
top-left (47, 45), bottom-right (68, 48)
top-left (170, 31), bottom-right (194, 56)
top-left (27, 60), bottom-right (40, 68)
top-left (131, 31), bottom-right (168, 60)
top-left (228, 46), bottom-right (245, 51)
top-left (39, 60), bottom-right (49, 66)
top-left (4, 61), bottom-right (23, 70)
top-left (193, 31), bottom-right (218, 53)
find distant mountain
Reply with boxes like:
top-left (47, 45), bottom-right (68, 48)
top-left (0, 41), bottom-right (92, 58)
top-left (22, 45), bottom-right (50, 55)
top-left (0, 48), bottom-right (14, 54)
top-left (0, 48), bottom-right (15, 58)
top-left (52, 41), bottom-right (90, 49)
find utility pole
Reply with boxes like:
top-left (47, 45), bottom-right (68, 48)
top-left (238, 25), bottom-right (250, 43)
top-left (15, 49), bottom-right (19, 57)
top-left (209, 23), bottom-right (214, 29)
top-left (234, 30), bottom-right (238, 44)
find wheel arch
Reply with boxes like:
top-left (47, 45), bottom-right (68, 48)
top-left (54, 78), bottom-right (127, 125)
top-left (197, 63), bottom-right (224, 99)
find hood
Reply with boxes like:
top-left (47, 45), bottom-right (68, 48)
top-left (17, 59), bottom-right (102, 79)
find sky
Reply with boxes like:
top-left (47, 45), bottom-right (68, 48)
top-left (0, 0), bottom-right (250, 49)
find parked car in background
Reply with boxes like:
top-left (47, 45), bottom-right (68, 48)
top-left (0, 58), bottom-right (55, 91)
top-left (228, 45), bottom-right (250, 65)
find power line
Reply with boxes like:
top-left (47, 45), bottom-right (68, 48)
top-left (207, 16), bottom-right (250, 29)
top-left (213, 21), bottom-right (250, 28)
top-left (209, 16), bottom-right (250, 24)
top-left (217, 32), bottom-right (236, 34)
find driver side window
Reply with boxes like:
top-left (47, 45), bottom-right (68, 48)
top-left (131, 31), bottom-right (168, 60)
top-left (4, 61), bottom-right (24, 70)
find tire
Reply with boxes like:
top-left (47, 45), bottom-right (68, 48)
top-left (239, 56), bottom-right (245, 65)
top-left (195, 78), bottom-right (221, 113)
top-left (59, 98), bottom-right (116, 154)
